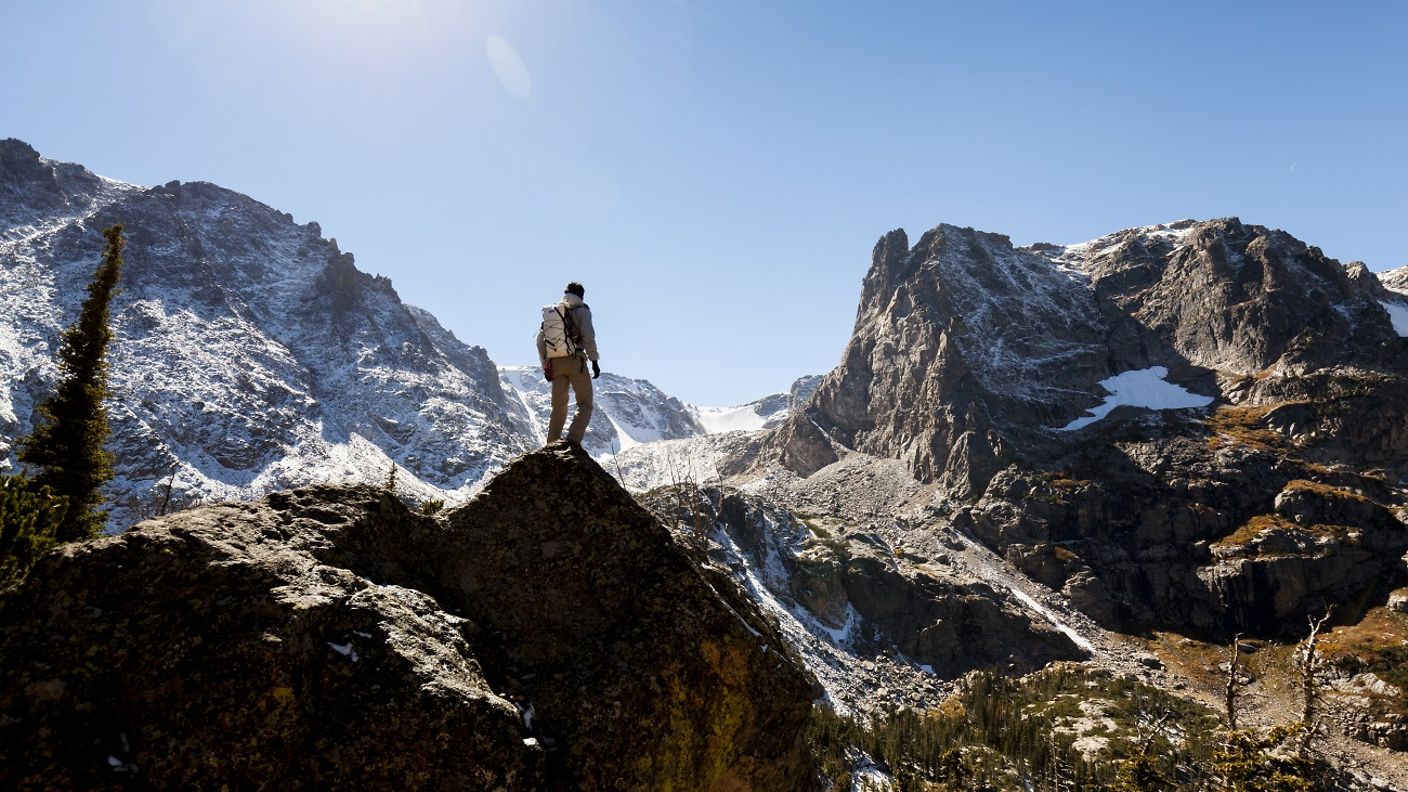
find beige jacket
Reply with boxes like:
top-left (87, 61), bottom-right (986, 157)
top-left (536, 293), bottom-right (599, 366)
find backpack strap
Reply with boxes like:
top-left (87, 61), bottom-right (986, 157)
top-left (555, 305), bottom-right (578, 355)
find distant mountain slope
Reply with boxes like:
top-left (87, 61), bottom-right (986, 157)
top-left (499, 365), bottom-right (820, 457)
top-left (0, 139), bottom-right (536, 527)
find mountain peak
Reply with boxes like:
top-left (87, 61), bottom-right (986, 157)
top-left (1, 146), bottom-right (536, 525)
top-left (0, 137), bottom-right (41, 163)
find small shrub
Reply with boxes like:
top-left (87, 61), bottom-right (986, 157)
top-left (0, 475), bottom-right (67, 588)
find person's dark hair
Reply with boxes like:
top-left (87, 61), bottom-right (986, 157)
top-left (564, 281), bottom-right (585, 298)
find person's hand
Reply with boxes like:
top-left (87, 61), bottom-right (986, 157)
top-left (591, 360), bottom-right (601, 379)
top-left (543, 361), bottom-right (553, 382)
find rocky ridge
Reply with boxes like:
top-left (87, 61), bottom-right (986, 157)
top-left (0, 445), bottom-right (816, 790)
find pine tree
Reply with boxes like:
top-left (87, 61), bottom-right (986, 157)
top-left (19, 224), bottom-right (124, 541)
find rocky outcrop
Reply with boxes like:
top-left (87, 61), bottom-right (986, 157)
top-left (0, 490), bottom-right (542, 790)
top-left (0, 446), bottom-right (817, 790)
top-left (956, 406), bottom-right (1408, 637)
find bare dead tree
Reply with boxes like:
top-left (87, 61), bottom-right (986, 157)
top-left (155, 469), bottom-right (177, 517)
top-left (1135, 712), bottom-right (1172, 755)
top-left (608, 433), bottom-right (627, 487)
top-left (1225, 632), bottom-right (1242, 731)
top-left (1296, 610), bottom-right (1331, 756)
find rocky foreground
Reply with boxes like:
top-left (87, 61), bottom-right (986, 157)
top-left (0, 444), bottom-right (817, 790)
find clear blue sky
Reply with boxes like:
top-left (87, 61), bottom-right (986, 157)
top-left (5, 0), bottom-right (1406, 405)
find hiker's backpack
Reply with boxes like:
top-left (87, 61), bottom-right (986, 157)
top-left (540, 302), bottom-right (582, 358)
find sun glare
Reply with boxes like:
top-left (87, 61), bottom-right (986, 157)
top-left (486, 34), bottom-right (532, 98)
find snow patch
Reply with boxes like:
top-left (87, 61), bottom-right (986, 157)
top-left (1009, 588), bottom-right (1096, 655)
top-left (327, 641), bottom-right (359, 662)
top-left (1059, 366), bottom-right (1213, 431)
top-left (1380, 299), bottom-right (1408, 337)
top-left (850, 760), bottom-right (897, 791)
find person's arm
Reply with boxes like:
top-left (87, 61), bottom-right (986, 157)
top-left (536, 329), bottom-right (548, 367)
top-left (576, 307), bottom-right (599, 362)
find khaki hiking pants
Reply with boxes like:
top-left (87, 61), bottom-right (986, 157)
top-left (547, 354), bottom-right (593, 444)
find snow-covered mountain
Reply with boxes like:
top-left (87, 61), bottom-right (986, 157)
top-left (0, 139), bottom-right (538, 526)
top-left (498, 365), bottom-right (819, 457)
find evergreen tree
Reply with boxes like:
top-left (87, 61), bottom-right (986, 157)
top-left (19, 224), bottom-right (124, 541)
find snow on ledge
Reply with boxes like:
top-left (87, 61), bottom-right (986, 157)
top-left (1058, 366), bottom-right (1213, 431)
top-left (1380, 299), bottom-right (1408, 337)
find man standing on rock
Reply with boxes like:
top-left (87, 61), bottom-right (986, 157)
top-left (537, 281), bottom-right (601, 446)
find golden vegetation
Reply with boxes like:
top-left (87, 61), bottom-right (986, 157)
top-left (1211, 514), bottom-right (1351, 551)
top-left (1212, 514), bottom-right (1298, 548)
top-left (1280, 479), bottom-right (1370, 503)
top-left (1204, 404), bottom-right (1285, 452)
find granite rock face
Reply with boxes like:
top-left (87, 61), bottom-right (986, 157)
top-left (0, 447), bottom-right (816, 790)
top-left (757, 219), bottom-right (1408, 638)
top-left (772, 224), bottom-right (1108, 497)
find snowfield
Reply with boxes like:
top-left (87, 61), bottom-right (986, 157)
top-left (1059, 366), bottom-right (1215, 431)
top-left (692, 402), bottom-right (784, 434)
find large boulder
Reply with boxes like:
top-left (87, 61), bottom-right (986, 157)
top-left (0, 492), bottom-right (542, 790)
top-left (0, 444), bottom-right (817, 790)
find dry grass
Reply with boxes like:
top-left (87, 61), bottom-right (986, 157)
top-left (1317, 607), bottom-right (1408, 715)
top-left (1317, 608), bottom-right (1408, 658)
top-left (1212, 514), bottom-right (1298, 548)
top-left (1211, 514), bottom-right (1351, 551)
top-left (1039, 471), bottom-right (1093, 489)
top-left (1204, 404), bottom-right (1285, 452)
top-left (1142, 632), bottom-right (1236, 692)
top-left (1281, 478), bottom-right (1370, 503)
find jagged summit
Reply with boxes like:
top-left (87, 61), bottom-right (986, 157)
top-left (767, 216), bottom-right (1408, 493)
top-left (0, 444), bottom-right (816, 789)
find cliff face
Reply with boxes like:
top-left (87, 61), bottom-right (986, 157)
top-left (773, 219), bottom-right (1406, 494)
top-left (0, 446), bottom-right (816, 790)
top-left (774, 224), bottom-right (1109, 497)
top-left (760, 219), bottom-right (1408, 638)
